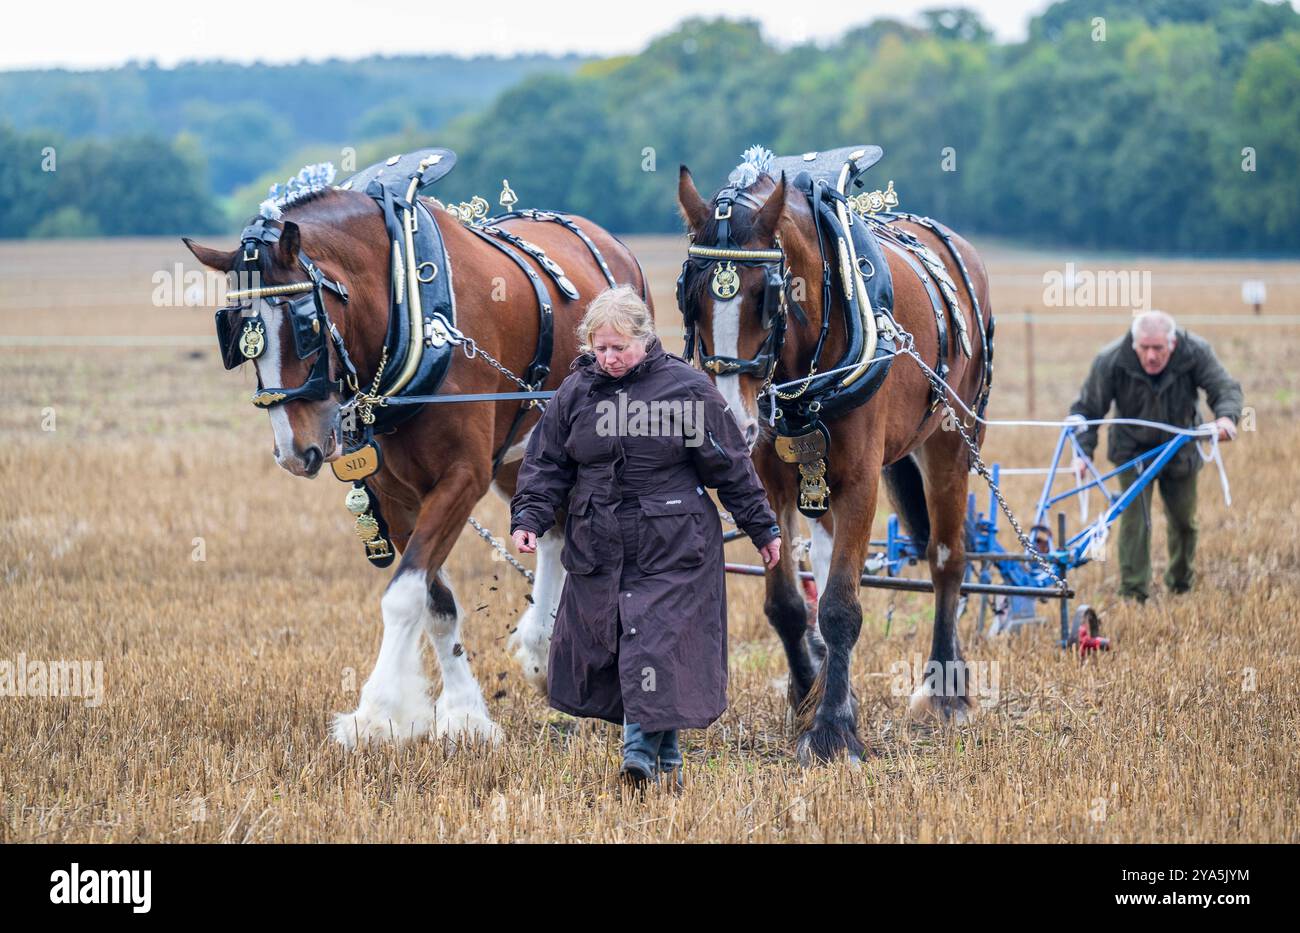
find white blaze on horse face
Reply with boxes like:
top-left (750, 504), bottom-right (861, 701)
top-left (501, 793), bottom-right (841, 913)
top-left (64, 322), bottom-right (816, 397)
top-left (250, 299), bottom-right (302, 474)
top-left (710, 296), bottom-right (760, 449)
top-left (252, 298), bottom-right (339, 476)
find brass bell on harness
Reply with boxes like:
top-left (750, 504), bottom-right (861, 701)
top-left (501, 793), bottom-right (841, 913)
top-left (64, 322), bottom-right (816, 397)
top-left (499, 178), bottom-right (518, 212)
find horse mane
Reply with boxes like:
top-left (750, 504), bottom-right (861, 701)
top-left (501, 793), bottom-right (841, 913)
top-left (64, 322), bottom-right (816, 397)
top-left (238, 186), bottom-right (376, 283)
top-left (277, 187), bottom-right (337, 213)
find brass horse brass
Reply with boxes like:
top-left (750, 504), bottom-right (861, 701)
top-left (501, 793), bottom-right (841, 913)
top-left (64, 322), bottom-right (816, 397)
top-left (251, 390), bottom-right (287, 408)
top-left (798, 460), bottom-right (830, 514)
top-left (775, 425), bottom-right (832, 515)
top-left (710, 261), bottom-right (740, 301)
top-left (238, 319), bottom-right (266, 360)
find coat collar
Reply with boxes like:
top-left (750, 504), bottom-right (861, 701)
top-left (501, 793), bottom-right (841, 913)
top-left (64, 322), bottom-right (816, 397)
top-left (577, 334), bottom-right (667, 385)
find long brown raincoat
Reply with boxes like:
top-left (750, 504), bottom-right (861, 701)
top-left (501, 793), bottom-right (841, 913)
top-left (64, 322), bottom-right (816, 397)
top-left (510, 336), bottom-right (779, 732)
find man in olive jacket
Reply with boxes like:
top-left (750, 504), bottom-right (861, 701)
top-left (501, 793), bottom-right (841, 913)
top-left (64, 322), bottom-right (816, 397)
top-left (1068, 311), bottom-right (1242, 601)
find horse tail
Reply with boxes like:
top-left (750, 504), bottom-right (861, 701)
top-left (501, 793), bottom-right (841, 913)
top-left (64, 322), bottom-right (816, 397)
top-left (882, 454), bottom-right (930, 555)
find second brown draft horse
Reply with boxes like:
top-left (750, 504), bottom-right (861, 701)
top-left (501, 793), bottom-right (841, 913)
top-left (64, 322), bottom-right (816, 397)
top-left (678, 146), bottom-right (993, 764)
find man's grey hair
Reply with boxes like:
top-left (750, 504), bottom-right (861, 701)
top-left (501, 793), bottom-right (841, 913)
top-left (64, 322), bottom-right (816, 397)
top-left (1131, 310), bottom-right (1177, 344)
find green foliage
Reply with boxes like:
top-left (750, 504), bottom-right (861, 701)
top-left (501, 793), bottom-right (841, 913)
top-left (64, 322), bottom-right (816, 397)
top-left (28, 205), bottom-right (102, 239)
top-left (1223, 31), bottom-right (1300, 245)
top-left (0, 127), bottom-right (222, 238)
top-left (0, 53), bottom-right (587, 190)
top-left (2, 1), bottom-right (1298, 251)
top-left (433, 2), bottom-right (1300, 252)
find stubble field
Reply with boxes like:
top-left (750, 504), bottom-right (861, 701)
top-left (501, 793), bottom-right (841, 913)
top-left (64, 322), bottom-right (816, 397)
top-left (1, 234), bottom-right (1297, 842)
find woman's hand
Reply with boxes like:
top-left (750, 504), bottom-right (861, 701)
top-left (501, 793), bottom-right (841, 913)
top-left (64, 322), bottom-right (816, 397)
top-left (759, 537), bottom-right (781, 569)
top-left (512, 529), bottom-right (538, 554)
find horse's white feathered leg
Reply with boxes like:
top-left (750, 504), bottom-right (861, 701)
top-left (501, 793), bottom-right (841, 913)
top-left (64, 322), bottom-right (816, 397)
top-left (332, 571), bottom-right (436, 747)
top-left (508, 533), bottom-right (564, 692)
top-left (426, 569), bottom-right (502, 745)
top-left (807, 518), bottom-right (834, 667)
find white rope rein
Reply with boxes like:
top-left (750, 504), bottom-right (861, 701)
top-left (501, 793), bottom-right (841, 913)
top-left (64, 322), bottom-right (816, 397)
top-left (764, 338), bottom-right (1234, 507)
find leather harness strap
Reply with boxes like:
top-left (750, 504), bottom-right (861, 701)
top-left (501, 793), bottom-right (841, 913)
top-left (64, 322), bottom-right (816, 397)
top-left (478, 224), bottom-right (580, 301)
top-left (879, 237), bottom-right (949, 380)
top-left (494, 209), bottom-right (621, 290)
top-left (464, 226), bottom-right (555, 476)
top-left (890, 211), bottom-right (994, 421)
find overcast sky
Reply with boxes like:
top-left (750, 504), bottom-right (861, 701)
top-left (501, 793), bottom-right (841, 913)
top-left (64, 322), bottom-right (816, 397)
top-left (1, 0), bottom-right (1059, 70)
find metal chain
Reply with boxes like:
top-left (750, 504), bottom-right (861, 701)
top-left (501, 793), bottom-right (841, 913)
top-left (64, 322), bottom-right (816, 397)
top-left (445, 323), bottom-right (546, 410)
top-left (448, 323), bottom-right (546, 582)
top-left (900, 344), bottom-right (1069, 592)
top-left (466, 516), bottom-right (535, 584)
top-left (769, 358), bottom-right (819, 401)
top-left (348, 346), bottom-right (390, 425)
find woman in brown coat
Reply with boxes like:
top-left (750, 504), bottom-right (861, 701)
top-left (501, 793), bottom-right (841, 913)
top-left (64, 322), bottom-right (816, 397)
top-left (510, 285), bottom-right (780, 786)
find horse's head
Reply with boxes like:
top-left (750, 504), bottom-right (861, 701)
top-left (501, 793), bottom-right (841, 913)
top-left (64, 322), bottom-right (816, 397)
top-left (184, 191), bottom-right (368, 478)
top-left (677, 163), bottom-right (794, 452)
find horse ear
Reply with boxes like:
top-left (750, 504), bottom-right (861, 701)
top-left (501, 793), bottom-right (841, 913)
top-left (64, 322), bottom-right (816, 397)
top-left (278, 221), bottom-right (300, 266)
top-left (182, 237), bottom-right (238, 273)
top-left (678, 165), bottom-right (710, 232)
top-left (752, 172), bottom-right (787, 241)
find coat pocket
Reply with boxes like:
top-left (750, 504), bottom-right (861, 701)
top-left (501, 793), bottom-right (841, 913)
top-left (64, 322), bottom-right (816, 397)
top-left (561, 488), bottom-right (599, 575)
top-left (637, 492), bottom-right (707, 574)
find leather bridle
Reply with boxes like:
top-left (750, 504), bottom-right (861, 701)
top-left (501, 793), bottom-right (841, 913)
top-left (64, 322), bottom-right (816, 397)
top-left (217, 218), bottom-right (356, 409)
top-left (675, 185), bottom-right (807, 382)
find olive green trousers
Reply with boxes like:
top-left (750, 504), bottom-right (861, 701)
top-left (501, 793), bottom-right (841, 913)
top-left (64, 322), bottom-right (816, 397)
top-left (1116, 466), bottom-right (1198, 600)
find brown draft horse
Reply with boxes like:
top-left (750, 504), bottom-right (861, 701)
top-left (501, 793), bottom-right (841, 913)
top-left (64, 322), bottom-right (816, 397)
top-left (678, 154), bottom-right (992, 764)
top-left (184, 185), bottom-right (647, 746)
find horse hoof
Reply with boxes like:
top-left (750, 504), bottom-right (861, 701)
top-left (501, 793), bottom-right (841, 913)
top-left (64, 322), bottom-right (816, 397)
top-left (330, 704), bottom-right (434, 748)
top-left (435, 703), bottom-right (504, 746)
top-left (795, 720), bottom-right (866, 766)
top-left (907, 685), bottom-right (977, 725)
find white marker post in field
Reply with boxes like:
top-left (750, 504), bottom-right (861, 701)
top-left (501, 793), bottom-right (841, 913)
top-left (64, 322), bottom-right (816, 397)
top-left (1241, 279), bottom-right (1266, 316)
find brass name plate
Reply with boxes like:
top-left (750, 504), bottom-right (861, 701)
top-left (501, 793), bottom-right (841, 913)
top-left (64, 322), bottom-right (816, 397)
top-left (775, 429), bottom-right (828, 464)
top-left (331, 442), bottom-right (381, 481)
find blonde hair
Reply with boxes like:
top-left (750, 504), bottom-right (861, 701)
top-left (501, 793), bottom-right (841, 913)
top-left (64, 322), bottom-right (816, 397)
top-left (577, 285), bottom-right (655, 353)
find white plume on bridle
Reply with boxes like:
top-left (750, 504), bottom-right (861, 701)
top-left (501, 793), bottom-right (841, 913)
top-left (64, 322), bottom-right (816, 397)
top-left (727, 145), bottom-right (775, 188)
top-left (259, 162), bottom-right (337, 220)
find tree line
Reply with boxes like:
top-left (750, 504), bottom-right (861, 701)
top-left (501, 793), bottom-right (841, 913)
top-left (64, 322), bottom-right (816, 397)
top-left (2, 0), bottom-right (1297, 253)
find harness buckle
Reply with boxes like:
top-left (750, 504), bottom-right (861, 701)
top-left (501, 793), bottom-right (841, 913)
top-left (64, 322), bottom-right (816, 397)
top-left (242, 243), bottom-right (259, 263)
top-left (714, 202), bottom-right (732, 221)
